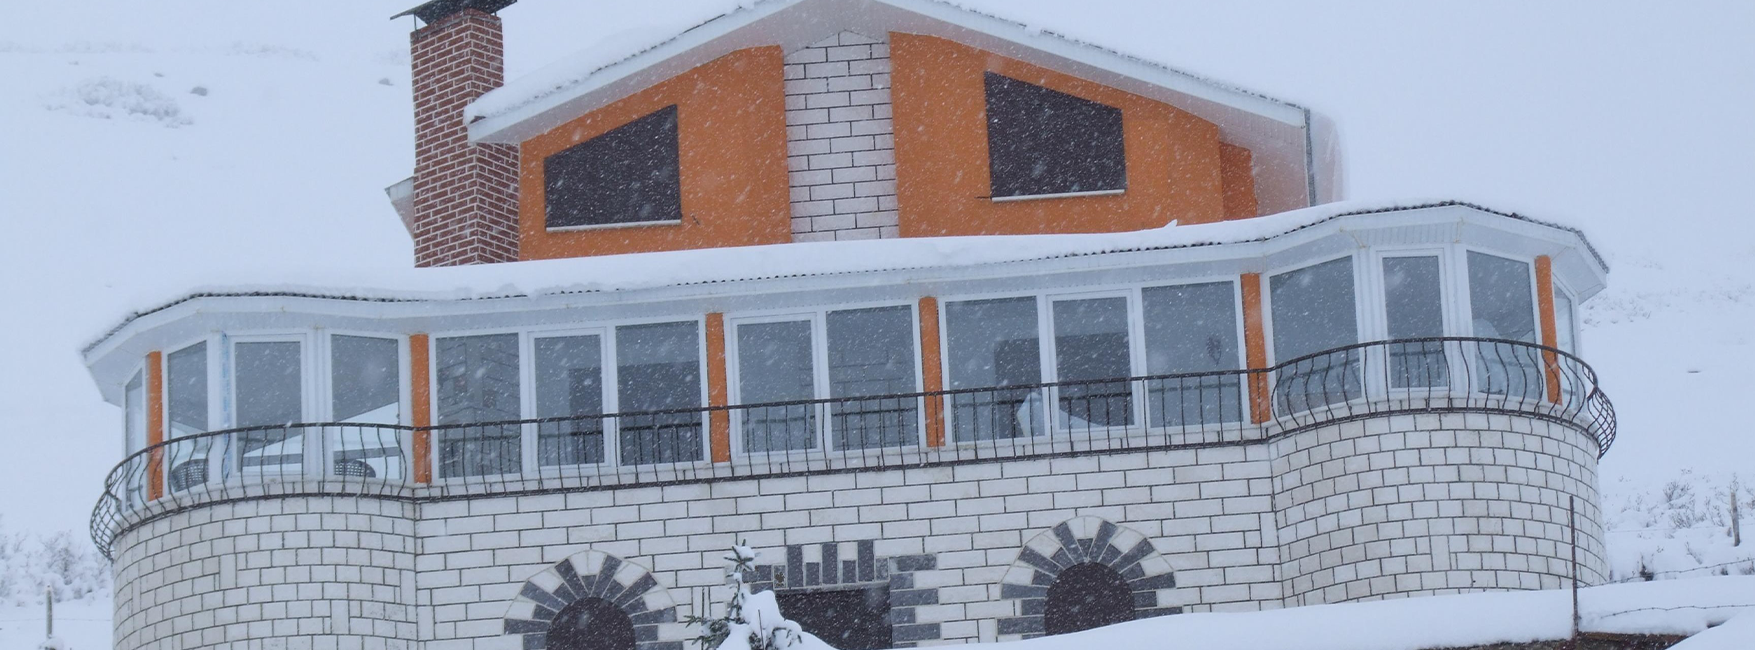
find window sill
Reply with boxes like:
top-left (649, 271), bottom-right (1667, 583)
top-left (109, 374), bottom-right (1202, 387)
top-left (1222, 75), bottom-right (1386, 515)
top-left (546, 219), bottom-right (685, 233)
top-left (990, 188), bottom-right (1125, 203)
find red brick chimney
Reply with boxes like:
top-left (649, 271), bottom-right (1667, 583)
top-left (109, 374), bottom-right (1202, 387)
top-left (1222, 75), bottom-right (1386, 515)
top-left (402, 0), bottom-right (520, 267)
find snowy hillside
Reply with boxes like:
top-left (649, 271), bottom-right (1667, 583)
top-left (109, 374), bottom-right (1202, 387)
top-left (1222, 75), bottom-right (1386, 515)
top-left (2, 1), bottom-right (1752, 647)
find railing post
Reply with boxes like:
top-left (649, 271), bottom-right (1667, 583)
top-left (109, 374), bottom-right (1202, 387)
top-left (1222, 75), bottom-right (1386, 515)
top-left (410, 334), bottom-right (433, 484)
top-left (1240, 274), bottom-right (1272, 423)
top-left (918, 297), bottom-right (946, 448)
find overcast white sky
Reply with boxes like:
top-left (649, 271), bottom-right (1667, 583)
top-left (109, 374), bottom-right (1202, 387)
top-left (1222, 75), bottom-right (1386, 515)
top-left (1, 1), bottom-right (1750, 536)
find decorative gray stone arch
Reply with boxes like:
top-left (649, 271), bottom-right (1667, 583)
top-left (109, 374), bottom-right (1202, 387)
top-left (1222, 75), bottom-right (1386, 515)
top-left (503, 550), bottom-right (681, 650)
top-left (997, 517), bottom-right (1182, 638)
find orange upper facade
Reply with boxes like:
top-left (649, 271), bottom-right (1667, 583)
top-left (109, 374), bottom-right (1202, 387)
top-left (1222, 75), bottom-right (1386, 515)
top-left (448, 0), bottom-right (1338, 262)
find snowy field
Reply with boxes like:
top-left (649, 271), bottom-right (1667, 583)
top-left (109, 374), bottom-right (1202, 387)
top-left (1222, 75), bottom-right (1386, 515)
top-left (2, 0), bottom-right (1753, 647)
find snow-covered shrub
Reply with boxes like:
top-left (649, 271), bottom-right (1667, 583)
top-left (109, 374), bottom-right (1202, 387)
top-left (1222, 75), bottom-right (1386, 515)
top-left (0, 518), bottom-right (110, 606)
top-left (48, 77), bottom-right (191, 127)
top-left (687, 546), bottom-right (836, 650)
top-left (1605, 471), bottom-right (1755, 582)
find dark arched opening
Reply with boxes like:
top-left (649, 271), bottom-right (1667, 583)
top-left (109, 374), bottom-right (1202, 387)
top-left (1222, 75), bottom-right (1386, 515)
top-left (548, 596), bottom-right (636, 650)
top-left (1043, 562), bottom-right (1134, 636)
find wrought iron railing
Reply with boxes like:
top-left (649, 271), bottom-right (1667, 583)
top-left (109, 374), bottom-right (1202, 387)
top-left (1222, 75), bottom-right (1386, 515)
top-left (89, 338), bottom-right (1614, 559)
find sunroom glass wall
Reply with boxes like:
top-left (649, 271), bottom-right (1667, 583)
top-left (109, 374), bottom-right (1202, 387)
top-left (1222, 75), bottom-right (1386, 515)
top-left (616, 322), bottom-right (704, 466)
top-left (435, 334), bottom-right (522, 478)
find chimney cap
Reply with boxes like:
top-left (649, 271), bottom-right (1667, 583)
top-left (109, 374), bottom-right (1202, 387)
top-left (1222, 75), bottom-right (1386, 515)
top-left (392, 0), bottom-right (516, 24)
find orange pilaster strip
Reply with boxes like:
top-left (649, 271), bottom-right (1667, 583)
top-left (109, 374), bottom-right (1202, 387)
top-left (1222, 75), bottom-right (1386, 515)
top-left (410, 334), bottom-right (432, 484)
top-left (707, 313), bottom-right (732, 463)
top-left (1535, 256), bottom-right (1563, 404)
top-left (918, 297), bottom-right (946, 447)
top-left (146, 351), bottom-right (165, 501)
top-left (1241, 274), bottom-right (1272, 423)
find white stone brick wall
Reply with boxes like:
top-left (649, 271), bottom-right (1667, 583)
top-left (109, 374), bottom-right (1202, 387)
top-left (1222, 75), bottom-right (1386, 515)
top-left (1270, 413), bottom-right (1607, 607)
top-left (110, 497), bottom-right (417, 650)
top-left (411, 445), bottom-right (1278, 649)
top-left (784, 32), bottom-right (899, 242)
top-left (106, 412), bottom-right (1608, 649)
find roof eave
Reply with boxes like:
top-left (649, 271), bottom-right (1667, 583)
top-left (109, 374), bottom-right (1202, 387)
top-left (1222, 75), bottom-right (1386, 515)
top-left (465, 0), bottom-right (1307, 145)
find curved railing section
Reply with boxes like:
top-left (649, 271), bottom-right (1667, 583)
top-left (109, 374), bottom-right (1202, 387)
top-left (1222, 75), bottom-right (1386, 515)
top-left (90, 337), bottom-right (1614, 559)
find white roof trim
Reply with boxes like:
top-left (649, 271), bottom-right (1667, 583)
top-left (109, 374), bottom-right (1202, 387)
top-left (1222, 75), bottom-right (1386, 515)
top-left (465, 0), bottom-right (1308, 143)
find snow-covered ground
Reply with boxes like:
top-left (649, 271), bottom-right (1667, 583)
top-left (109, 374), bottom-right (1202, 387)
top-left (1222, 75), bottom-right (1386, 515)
top-left (2, 1), bottom-right (1753, 648)
top-left (1004, 576), bottom-right (1755, 650)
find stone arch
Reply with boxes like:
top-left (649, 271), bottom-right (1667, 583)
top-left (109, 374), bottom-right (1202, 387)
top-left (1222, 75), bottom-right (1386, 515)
top-left (503, 550), bottom-right (678, 650)
top-left (998, 517), bottom-right (1180, 638)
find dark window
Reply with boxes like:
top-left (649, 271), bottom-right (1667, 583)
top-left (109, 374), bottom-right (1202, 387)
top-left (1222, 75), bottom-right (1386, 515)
top-left (777, 586), bottom-right (891, 649)
top-left (545, 105), bottom-right (683, 229)
top-left (984, 72), bottom-right (1125, 198)
top-left (547, 597), bottom-right (635, 650)
top-left (1043, 563), bottom-right (1134, 636)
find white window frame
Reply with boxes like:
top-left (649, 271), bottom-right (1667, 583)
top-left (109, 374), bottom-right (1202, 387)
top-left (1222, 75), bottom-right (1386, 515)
top-left (321, 330), bottom-right (412, 481)
top-left (1259, 253), bottom-right (1367, 418)
top-left (525, 326), bottom-right (613, 472)
top-left (1136, 276), bottom-right (1249, 431)
top-left (1043, 288), bottom-right (1143, 433)
top-left (1364, 247), bottom-right (1458, 398)
top-left (727, 301), bottom-right (926, 456)
top-left (1457, 247), bottom-right (1543, 344)
top-left (936, 291), bottom-right (1047, 446)
top-left (426, 326), bottom-right (528, 481)
top-left (726, 311), bottom-right (826, 458)
top-left (227, 331), bottom-right (317, 478)
top-left (607, 316), bottom-right (713, 469)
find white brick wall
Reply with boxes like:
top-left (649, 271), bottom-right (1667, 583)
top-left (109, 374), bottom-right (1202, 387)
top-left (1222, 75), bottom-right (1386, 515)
top-left (111, 497), bottom-right (417, 650)
top-left (107, 412), bottom-right (1608, 648)
top-left (784, 32), bottom-right (899, 242)
top-left (1270, 413), bottom-right (1607, 607)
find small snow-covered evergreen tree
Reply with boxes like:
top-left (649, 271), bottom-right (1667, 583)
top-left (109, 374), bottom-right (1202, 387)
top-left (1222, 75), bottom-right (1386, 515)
top-left (686, 545), bottom-right (834, 650)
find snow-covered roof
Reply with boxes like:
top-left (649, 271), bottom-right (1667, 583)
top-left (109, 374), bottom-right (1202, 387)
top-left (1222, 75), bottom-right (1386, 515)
top-left (81, 200), bottom-right (1606, 357)
top-left (464, 0), bottom-right (1340, 212)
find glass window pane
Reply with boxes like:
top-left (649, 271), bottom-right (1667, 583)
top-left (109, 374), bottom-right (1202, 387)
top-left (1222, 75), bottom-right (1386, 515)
top-left (167, 342), bottom-right (207, 438)
top-left (946, 297), bottom-right (1042, 441)
top-left (123, 371), bottom-right (147, 508)
top-left (436, 334), bottom-right (521, 477)
top-left (1143, 282), bottom-right (1242, 426)
top-left (827, 306), bottom-right (918, 450)
top-left (1467, 252), bottom-right (1537, 342)
top-left (1053, 297), bottom-right (1133, 427)
top-left (737, 321), bottom-right (817, 453)
top-left (166, 342), bottom-right (210, 489)
top-left (124, 371), bottom-right (146, 455)
top-left (236, 341), bottom-right (304, 476)
top-left (1554, 290), bottom-right (1576, 355)
top-left (535, 335), bottom-right (605, 466)
top-left (1270, 257), bottom-right (1361, 411)
top-left (332, 336), bottom-right (400, 423)
top-left (1382, 257), bottom-right (1448, 389)
top-left (1467, 252), bottom-right (1542, 398)
top-left (330, 335), bottom-right (402, 480)
top-left (616, 322), bottom-right (703, 465)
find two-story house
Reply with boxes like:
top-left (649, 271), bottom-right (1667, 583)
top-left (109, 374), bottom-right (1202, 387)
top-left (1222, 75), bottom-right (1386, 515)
top-left (85, 1), bottom-right (1614, 649)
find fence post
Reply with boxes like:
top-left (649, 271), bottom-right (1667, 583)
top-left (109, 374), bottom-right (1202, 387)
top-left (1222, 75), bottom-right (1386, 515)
top-left (45, 584), bottom-right (53, 640)
top-left (1569, 495), bottom-right (1580, 647)
top-left (1732, 476), bottom-right (1743, 547)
